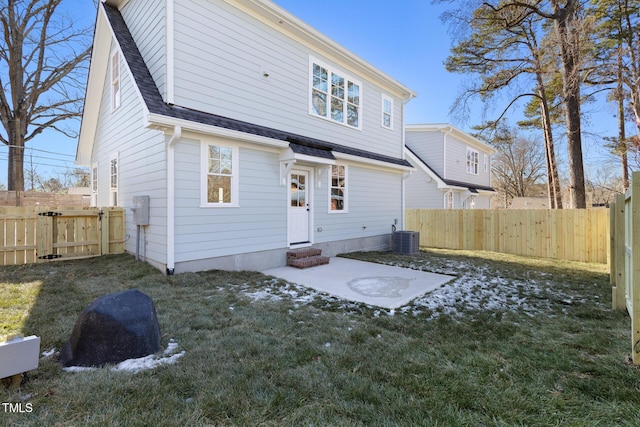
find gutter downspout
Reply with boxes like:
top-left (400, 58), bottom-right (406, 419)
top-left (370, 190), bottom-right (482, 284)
top-left (400, 93), bottom-right (416, 231)
top-left (166, 125), bottom-right (181, 275)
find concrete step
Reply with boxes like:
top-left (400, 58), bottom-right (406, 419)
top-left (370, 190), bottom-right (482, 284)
top-left (287, 255), bottom-right (330, 269)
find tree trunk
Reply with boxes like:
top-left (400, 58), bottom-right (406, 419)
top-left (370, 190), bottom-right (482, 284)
top-left (553, 0), bottom-right (586, 208)
top-left (538, 89), bottom-right (563, 209)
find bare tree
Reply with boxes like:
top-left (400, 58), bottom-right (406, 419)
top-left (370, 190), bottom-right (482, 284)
top-left (490, 126), bottom-right (547, 207)
top-left (0, 0), bottom-right (92, 201)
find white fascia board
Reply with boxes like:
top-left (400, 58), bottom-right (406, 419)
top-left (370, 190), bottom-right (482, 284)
top-left (333, 152), bottom-right (413, 172)
top-left (145, 113), bottom-right (289, 149)
top-left (76, 8), bottom-right (111, 166)
top-left (225, 0), bottom-right (416, 101)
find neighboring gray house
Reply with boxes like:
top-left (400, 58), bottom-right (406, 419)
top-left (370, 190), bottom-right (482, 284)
top-left (404, 124), bottom-right (496, 209)
top-left (76, 0), bottom-right (416, 274)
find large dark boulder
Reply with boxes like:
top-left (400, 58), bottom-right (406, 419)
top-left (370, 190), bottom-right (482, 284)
top-left (59, 289), bottom-right (161, 367)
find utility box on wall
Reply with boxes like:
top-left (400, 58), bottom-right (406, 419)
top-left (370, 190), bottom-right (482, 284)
top-left (132, 195), bottom-right (150, 225)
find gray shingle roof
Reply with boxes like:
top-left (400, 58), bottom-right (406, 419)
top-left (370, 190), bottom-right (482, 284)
top-left (102, 3), bottom-right (411, 169)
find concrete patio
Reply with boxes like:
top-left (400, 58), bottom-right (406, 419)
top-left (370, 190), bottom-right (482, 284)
top-left (262, 257), bottom-right (454, 309)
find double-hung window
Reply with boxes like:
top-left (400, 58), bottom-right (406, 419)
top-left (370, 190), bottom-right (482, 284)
top-left (311, 58), bottom-right (362, 129)
top-left (466, 147), bottom-right (479, 175)
top-left (109, 153), bottom-right (118, 206)
top-left (202, 141), bottom-right (239, 207)
top-left (329, 165), bottom-right (347, 212)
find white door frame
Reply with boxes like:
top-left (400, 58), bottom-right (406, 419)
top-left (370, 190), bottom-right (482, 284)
top-left (288, 166), bottom-right (314, 246)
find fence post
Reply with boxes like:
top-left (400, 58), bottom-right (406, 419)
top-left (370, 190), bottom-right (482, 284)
top-left (630, 173), bottom-right (640, 364)
top-left (36, 209), bottom-right (54, 263)
top-left (613, 193), bottom-right (626, 310)
top-left (100, 208), bottom-right (110, 256)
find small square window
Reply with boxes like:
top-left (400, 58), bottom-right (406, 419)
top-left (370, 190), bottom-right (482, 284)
top-left (381, 94), bottom-right (393, 129)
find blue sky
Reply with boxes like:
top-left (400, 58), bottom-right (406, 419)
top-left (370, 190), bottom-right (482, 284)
top-left (0, 0), bottom-right (623, 187)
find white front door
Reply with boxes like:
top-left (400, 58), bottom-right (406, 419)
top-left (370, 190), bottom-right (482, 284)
top-left (289, 169), bottom-right (311, 245)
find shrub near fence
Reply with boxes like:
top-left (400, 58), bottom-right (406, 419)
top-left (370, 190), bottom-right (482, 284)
top-left (405, 208), bottom-right (610, 264)
top-left (0, 207), bottom-right (125, 266)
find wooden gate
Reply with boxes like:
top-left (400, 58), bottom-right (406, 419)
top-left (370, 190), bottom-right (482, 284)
top-left (0, 207), bottom-right (124, 266)
top-left (611, 172), bottom-right (640, 364)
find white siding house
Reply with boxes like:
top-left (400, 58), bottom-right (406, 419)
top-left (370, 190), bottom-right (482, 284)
top-left (404, 124), bottom-right (496, 209)
top-left (76, 0), bottom-right (416, 274)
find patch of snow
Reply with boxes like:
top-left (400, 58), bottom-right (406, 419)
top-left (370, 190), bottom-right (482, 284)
top-left (63, 340), bottom-right (184, 374)
top-left (42, 348), bottom-right (56, 358)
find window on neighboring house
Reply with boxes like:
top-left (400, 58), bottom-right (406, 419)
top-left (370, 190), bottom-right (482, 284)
top-left (381, 94), bottom-right (393, 129)
top-left (484, 154), bottom-right (489, 173)
top-left (311, 58), bottom-right (361, 129)
top-left (445, 191), bottom-right (454, 209)
top-left (91, 164), bottom-right (98, 207)
top-left (330, 165), bottom-right (347, 212)
top-left (111, 51), bottom-right (121, 111)
top-left (466, 147), bottom-right (479, 175)
top-left (109, 154), bottom-right (118, 206)
top-left (202, 142), bottom-right (239, 206)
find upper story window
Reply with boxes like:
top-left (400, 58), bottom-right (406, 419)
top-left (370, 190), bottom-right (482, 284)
top-left (484, 154), bottom-right (489, 173)
top-left (201, 141), bottom-right (239, 207)
top-left (466, 147), bottom-right (479, 175)
top-left (111, 51), bottom-right (121, 111)
top-left (381, 94), bottom-right (393, 129)
top-left (310, 57), bottom-right (362, 129)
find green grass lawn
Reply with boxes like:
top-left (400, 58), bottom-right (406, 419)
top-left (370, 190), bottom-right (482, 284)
top-left (0, 249), bottom-right (637, 426)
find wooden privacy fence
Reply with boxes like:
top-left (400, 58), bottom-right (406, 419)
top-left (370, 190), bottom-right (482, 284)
top-left (405, 208), bottom-right (609, 264)
top-left (0, 207), bottom-right (125, 266)
top-left (610, 172), bottom-right (640, 364)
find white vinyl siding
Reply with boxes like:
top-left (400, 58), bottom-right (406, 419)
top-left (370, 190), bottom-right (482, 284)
top-left (314, 164), bottom-right (402, 244)
top-left (174, 142), bottom-right (286, 262)
top-left (92, 39), bottom-right (168, 265)
top-left (120, 0), bottom-right (167, 102)
top-left (172, 0), bottom-right (404, 159)
top-left (111, 51), bottom-right (121, 111)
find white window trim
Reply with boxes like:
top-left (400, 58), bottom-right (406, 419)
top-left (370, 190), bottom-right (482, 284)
top-left (484, 154), bottom-right (489, 173)
top-left (328, 164), bottom-right (348, 213)
top-left (109, 152), bottom-right (118, 207)
top-left (309, 56), bottom-right (363, 130)
top-left (111, 50), bottom-right (121, 111)
top-left (91, 163), bottom-right (98, 207)
top-left (200, 140), bottom-right (240, 208)
top-left (466, 147), bottom-right (479, 175)
top-left (381, 93), bottom-right (394, 130)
